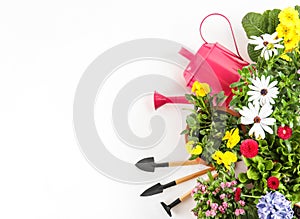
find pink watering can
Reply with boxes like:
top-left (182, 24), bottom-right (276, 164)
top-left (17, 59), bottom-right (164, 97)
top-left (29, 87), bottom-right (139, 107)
top-left (154, 13), bottom-right (249, 110)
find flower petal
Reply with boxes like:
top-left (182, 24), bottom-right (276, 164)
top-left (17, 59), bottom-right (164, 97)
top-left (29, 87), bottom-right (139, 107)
top-left (249, 85), bottom-right (261, 91)
top-left (261, 118), bottom-right (276, 126)
top-left (261, 124), bottom-right (274, 134)
top-left (241, 116), bottom-right (254, 125)
top-left (268, 81), bottom-right (278, 89)
top-left (259, 104), bottom-right (273, 118)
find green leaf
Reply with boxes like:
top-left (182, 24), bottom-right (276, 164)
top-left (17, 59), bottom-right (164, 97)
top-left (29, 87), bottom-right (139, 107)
top-left (295, 5), bottom-right (300, 16)
top-left (230, 81), bottom-right (246, 88)
top-left (293, 184), bottom-right (300, 192)
top-left (274, 162), bottom-right (282, 172)
top-left (247, 44), bottom-right (261, 62)
top-left (242, 12), bottom-right (267, 38)
top-left (185, 94), bottom-right (193, 103)
top-left (266, 9), bottom-right (280, 34)
top-left (243, 156), bottom-right (252, 167)
top-left (247, 167), bottom-right (260, 180)
top-left (186, 115), bottom-right (196, 127)
top-left (257, 163), bottom-right (265, 172)
top-left (265, 160), bottom-right (274, 171)
top-left (189, 154), bottom-right (199, 160)
top-left (180, 129), bottom-right (189, 135)
top-left (207, 171), bottom-right (214, 182)
top-left (252, 155), bottom-right (264, 163)
top-left (238, 172), bottom-right (248, 183)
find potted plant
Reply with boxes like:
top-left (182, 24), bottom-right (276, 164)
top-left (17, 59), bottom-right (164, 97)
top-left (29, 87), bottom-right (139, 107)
top-left (183, 6), bottom-right (300, 218)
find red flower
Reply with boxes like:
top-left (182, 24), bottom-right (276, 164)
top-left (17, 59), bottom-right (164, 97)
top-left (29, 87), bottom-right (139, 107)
top-left (277, 126), bottom-right (292, 140)
top-left (234, 187), bottom-right (241, 201)
top-left (267, 176), bottom-right (280, 190)
top-left (240, 139), bottom-right (259, 158)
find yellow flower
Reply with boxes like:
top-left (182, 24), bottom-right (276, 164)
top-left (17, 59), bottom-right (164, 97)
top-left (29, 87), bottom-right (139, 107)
top-left (280, 53), bottom-right (292, 61)
top-left (295, 19), bottom-right (300, 35)
top-left (284, 37), bottom-right (299, 51)
top-left (276, 23), bottom-right (296, 39)
top-left (212, 151), bottom-right (223, 165)
top-left (222, 128), bottom-right (240, 149)
top-left (185, 141), bottom-right (203, 155)
top-left (191, 81), bottom-right (211, 97)
top-left (278, 7), bottom-right (299, 24)
top-left (212, 151), bottom-right (237, 169)
top-left (222, 151), bottom-right (237, 170)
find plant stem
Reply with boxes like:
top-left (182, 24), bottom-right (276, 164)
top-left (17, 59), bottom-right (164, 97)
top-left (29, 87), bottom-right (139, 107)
top-left (242, 194), bottom-right (261, 199)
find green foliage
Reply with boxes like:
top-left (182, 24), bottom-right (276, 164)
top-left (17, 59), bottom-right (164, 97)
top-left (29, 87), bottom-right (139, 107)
top-left (241, 8), bottom-right (281, 62)
top-left (242, 12), bottom-right (267, 38)
top-left (183, 91), bottom-right (231, 162)
top-left (184, 6), bottom-right (300, 218)
top-left (231, 42), bottom-right (300, 205)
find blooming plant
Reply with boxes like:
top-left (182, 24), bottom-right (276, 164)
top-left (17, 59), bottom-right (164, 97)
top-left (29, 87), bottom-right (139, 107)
top-left (192, 172), bottom-right (247, 219)
top-left (184, 5), bottom-right (300, 219)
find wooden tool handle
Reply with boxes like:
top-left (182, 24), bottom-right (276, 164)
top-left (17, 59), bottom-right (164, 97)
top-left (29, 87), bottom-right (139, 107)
top-left (168, 158), bottom-right (205, 167)
top-left (175, 167), bottom-right (215, 184)
top-left (180, 189), bottom-right (194, 202)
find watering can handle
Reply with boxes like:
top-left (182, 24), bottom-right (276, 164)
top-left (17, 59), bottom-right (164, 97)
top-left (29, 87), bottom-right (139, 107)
top-left (199, 13), bottom-right (242, 59)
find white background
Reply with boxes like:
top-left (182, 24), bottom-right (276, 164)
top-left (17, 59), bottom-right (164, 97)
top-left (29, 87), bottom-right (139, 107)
top-left (1, 1), bottom-right (299, 219)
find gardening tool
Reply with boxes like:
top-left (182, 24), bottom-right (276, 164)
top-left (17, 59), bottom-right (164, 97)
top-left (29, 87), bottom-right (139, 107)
top-left (140, 167), bottom-right (214, 196)
top-left (161, 189), bottom-right (192, 217)
top-left (160, 172), bottom-right (218, 217)
top-left (135, 157), bottom-right (207, 173)
top-left (154, 91), bottom-right (189, 110)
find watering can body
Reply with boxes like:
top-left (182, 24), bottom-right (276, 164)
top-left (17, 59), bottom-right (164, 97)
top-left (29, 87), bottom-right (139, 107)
top-left (179, 43), bottom-right (249, 105)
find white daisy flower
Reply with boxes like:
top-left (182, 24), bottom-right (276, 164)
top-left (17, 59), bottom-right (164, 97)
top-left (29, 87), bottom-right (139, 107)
top-left (239, 103), bottom-right (276, 139)
top-left (249, 32), bottom-right (284, 60)
top-left (247, 75), bottom-right (279, 106)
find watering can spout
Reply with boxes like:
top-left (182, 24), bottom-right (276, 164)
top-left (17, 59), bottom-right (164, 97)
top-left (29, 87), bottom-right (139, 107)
top-left (153, 91), bottom-right (190, 110)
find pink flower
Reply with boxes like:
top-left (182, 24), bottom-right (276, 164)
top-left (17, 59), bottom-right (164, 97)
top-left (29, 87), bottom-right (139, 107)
top-left (222, 202), bottom-right (228, 209)
top-left (207, 200), bottom-right (211, 205)
top-left (210, 203), bottom-right (218, 211)
top-left (191, 188), bottom-right (198, 196)
top-left (220, 194), bottom-right (226, 200)
top-left (239, 200), bottom-right (245, 207)
top-left (226, 182), bottom-right (232, 188)
top-left (231, 180), bottom-right (237, 186)
top-left (235, 209), bottom-right (245, 216)
top-left (218, 206), bottom-right (225, 214)
top-left (235, 209), bottom-right (240, 216)
top-left (205, 210), bottom-right (211, 217)
top-left (239, 209), bottom-right (245, 215)
top-left (210, 210), bottom-right (217, 217)
top-left (220, 182), bottom-right (226, 189)
top-left (215, 187), bottom-right (220, 193)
